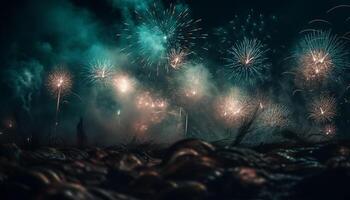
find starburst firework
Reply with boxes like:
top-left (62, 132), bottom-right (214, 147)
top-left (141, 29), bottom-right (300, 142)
top-left (308, 95), bottom-right (336, 124)
top-left (84, 59), bottom-right (115, 85)
top-left (223, 38), bottom-right (270, 84)
top-left (257, 104), bottom-right (290, 128)
top-left (215, 89), bottom-right (252, 127)
top-left (294, 30), bottom-right (348, 89)
top-left (47, 69), bottom-right (72, 134)
top-left (47, 69), bottom-right (72, 96)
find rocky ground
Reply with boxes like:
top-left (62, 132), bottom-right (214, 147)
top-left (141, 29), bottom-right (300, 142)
top-left (0, 139), bottom-right (350, 200)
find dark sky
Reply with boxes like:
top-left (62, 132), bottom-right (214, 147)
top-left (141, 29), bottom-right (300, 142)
top-left (1, 0), bottom-right (349, 62)
top-left (0, 0), bottom-right (349, 144)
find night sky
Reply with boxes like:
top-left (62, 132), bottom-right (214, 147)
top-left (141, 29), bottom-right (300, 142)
top-left (0, 0), bottom-right (350, 145)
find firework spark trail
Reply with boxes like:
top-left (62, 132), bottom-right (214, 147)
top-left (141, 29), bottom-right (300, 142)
top-left (327, 5), bottom-right (350, 13)
top-left (47, 69), bottom-right (72, 135)
top-left (223, 37), bottom-right (270, 85)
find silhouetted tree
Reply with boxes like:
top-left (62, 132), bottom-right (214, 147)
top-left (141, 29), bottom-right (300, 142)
top-left (76, 117), bottom-right (87, 148)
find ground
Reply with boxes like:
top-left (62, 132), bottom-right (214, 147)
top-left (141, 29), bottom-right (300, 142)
top-left (1, 139), bottom-right (350, 199)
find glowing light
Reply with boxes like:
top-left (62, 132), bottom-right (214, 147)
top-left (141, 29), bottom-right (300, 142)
top-left (113, 74), bottom-right (135, 95)
top-left (308, 95), bottom-right (336, 123)
top-left (259, 102), bottom-right (264, 109)
top-left (324, 124), bottom-right (336, 136)
top-left (135, 91), bottom-right (168, 124)
top-left (3, 119), bottom-right (15, 130)
top-left (133, 120), bottom-right (149, 135)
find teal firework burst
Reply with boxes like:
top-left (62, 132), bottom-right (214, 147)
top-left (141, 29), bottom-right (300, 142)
top-left (121, 3), bottom-right (206, 71)
top-left (83, 59), bottom-right (116, 86)
top-left (223, 38), bottom-right (270, 85)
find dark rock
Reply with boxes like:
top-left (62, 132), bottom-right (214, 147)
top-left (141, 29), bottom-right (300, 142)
top-left (156, 181), bottom-right (208, 200)
top-left (1, 139), bottom-right (350, 199)
top-left (294, 168), bottom-right (350, 200)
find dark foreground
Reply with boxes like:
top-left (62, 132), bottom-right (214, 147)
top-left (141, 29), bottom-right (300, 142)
top-left (1, 139), bottom-right (350, 200)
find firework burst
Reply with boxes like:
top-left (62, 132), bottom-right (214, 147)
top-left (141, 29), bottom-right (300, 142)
top-left (121, 3), bottom-right (206, 70)
top-left (294, 30), bottom-right (348, 89)
top-left (47, 69), bottom-right (72, 131)
top-left (323, 124), bottom-right (336, 136)
top-left (47, 69), bottom-right (72, 97)
top-left (84, 59), bottom-right (115, 86)
top-left (214, 89), bottom-right (252, 127)
top-left (168, 48), bottom-right (188, 70)
top-left (308, 95), bottom-right (337, 124)
top-left (223, 38), bottom-right (270, 84)
top-left (256, 104), bottom-right (290, 129)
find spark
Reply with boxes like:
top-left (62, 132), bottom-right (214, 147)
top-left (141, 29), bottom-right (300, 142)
top-left (223, 37), bottom-right (270, 84)
top-left (253, 92), bottom-right (270, 110)
top-left (308, 95), bottom-right (336, 124)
